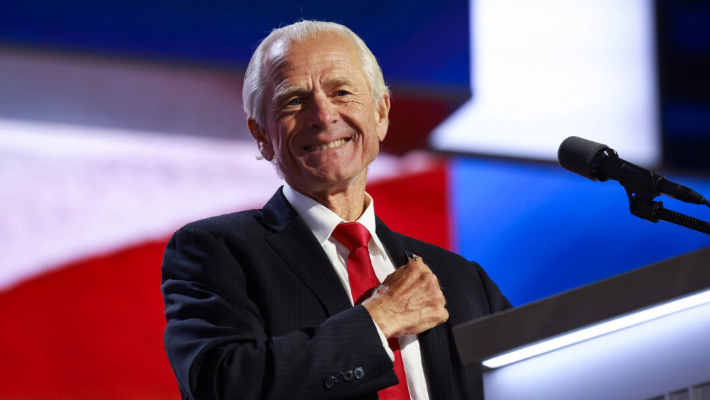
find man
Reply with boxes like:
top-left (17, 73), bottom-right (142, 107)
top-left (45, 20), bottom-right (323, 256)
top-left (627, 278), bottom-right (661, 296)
top-left (162, 20), bottom-right (511, 400)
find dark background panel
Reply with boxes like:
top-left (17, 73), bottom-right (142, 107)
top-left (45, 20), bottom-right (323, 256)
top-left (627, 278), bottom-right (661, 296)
top-left (657, 0), bottom-right (710, 171)
top-left (0, 0), bottom-right (471, 90)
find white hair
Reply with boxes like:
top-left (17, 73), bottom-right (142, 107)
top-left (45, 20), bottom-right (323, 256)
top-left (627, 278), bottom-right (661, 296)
top-left (242, 20), bottom-right (390, 127)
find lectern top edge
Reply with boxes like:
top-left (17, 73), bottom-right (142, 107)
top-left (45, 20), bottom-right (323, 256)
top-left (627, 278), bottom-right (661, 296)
top-left (453, 246), bottom-right (710, 369)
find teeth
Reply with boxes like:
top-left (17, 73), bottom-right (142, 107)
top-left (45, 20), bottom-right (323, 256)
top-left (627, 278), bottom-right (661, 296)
top-left (306, 138), bottom-right (348, 151)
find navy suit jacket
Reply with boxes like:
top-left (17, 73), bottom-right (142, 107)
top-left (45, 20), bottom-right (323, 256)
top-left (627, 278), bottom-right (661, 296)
top-left (162, 188), bottom-right (511, 400)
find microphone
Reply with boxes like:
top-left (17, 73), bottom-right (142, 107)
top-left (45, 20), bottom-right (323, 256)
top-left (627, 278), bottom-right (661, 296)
top-left (558, 136), bottom-right (709, 207)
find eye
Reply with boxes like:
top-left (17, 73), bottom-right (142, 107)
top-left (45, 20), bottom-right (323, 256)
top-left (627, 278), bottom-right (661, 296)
top-left (335, 90), bottom-right (349, 97)
top-left (288, 98), bottom-right (302, 106)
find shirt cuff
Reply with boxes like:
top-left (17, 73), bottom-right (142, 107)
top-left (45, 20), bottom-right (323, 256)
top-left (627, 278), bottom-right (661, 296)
top-left (373, 318), bottom-right (395, 361)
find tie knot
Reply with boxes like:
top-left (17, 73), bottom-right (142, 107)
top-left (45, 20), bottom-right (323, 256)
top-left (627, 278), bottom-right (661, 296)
top-left (332, 222), bottom-right (371, 251)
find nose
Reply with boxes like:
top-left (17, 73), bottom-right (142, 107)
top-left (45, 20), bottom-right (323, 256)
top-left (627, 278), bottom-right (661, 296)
top-left (306, 93), bottom-right (338, 128)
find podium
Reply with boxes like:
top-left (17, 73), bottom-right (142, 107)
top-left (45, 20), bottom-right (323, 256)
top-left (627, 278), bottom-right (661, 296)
top-left (454, 246), bottom-right (710, 400)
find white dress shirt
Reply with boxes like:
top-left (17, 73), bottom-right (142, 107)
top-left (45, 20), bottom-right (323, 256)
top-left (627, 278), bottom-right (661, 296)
top-left (283, 184), bottom-right (430, 400)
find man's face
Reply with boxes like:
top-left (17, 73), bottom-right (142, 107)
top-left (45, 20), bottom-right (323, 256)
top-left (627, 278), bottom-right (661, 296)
top-left (250, 32), bottom-right (390, 195)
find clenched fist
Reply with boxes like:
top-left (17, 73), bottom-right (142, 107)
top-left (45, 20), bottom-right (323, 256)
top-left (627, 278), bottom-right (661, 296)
top-left (362, 260), bottom-right (448, 338)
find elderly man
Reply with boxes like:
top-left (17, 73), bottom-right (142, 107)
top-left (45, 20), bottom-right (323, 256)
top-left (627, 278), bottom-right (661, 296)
top-left (162, 20), bottom-right (511, 400)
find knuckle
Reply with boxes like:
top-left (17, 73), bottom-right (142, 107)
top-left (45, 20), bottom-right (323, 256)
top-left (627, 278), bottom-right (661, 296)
top-left (425, 275), bottom-right (439, 290)
top-left (424, 308), bottom-right (438, 322)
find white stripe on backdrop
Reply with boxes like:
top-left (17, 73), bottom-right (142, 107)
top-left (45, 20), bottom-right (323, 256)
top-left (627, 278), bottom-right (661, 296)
top-left (0, 117), bottom-right (437, 291)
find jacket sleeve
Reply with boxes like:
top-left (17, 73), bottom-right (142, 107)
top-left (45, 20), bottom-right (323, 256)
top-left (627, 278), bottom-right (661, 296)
top-left (161, 227), bottom-right (397, 400)
top-left (472, 262), bottom-right (514, 312)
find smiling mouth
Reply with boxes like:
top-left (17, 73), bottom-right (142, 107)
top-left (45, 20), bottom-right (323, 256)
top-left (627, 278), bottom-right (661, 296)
top-left (304, 137), bottom-right (351, 152)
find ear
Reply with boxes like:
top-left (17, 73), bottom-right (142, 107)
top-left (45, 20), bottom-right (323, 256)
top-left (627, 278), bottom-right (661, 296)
top-left (374, 93), bottom-right (390, 142)
top-left (248, 119), bottom-right (275, 161)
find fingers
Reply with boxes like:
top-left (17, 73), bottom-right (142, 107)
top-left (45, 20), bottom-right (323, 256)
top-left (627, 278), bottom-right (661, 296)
top-left (364, 259), bottom-right (448, 338)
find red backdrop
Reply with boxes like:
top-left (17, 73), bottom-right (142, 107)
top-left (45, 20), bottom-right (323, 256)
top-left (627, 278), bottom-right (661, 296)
top-left (0, 163), bottom-right (450, 400)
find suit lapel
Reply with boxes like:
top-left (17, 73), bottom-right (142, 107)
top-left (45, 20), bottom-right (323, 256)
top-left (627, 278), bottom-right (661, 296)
top-left (374, 216), bottom-right (410, 269)
top-left (375, 217), bottom-right (456, 400)
top-left (263, 188), bottom-right (352, 317)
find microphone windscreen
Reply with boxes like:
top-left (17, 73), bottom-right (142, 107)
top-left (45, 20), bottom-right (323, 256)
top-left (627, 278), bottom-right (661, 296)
top-left (558, 136), bottom-right (609, 180)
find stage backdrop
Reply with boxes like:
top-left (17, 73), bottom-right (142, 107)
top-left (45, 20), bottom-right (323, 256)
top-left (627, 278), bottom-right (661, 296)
top-left (1, 1), bottom-right (709, 399)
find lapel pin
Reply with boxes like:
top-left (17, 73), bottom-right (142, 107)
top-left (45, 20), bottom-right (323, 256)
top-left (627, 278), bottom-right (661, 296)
top-left (405, 250), bottom-right (424, 263)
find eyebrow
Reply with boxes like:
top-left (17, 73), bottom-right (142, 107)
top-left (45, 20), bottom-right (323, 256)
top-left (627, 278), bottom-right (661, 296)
top-left (272, 76), bottom-right (362, 105)
top-left (326, 75), bottom-right (358, 88)
top-left (272, 84), bottom-right (304, 106)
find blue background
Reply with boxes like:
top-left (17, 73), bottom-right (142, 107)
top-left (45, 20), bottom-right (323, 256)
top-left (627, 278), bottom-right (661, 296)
top-left (451, 158), bottom-right (710, 305)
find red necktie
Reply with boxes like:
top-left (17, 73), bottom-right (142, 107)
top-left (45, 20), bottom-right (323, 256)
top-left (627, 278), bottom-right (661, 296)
top-left (332, 222), bottom-right (411, 400)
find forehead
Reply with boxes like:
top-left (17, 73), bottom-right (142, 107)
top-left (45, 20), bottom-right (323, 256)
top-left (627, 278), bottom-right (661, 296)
top-left (264, 32), bottom-right (365, 87)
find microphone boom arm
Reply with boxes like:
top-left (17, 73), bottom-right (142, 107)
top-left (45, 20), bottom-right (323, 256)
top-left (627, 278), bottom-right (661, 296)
top-left (619, 172), bottom-right (710, 236)
top-left (589, 144), bottom-right (710, 235)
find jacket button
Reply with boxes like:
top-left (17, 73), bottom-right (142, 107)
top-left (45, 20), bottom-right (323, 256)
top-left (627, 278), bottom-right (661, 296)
top-left (354, 367), bottom-right (365, 379)
top-left (343, 370), bottom-right (354, 381)
top-left (333, 371), bottom-right (344, 383)
top-left (324, 376), bottom-right (335, 389)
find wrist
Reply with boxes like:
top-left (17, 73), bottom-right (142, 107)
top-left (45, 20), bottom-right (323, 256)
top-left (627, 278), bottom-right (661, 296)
top-left (363, 296), bottom-right (393, 338)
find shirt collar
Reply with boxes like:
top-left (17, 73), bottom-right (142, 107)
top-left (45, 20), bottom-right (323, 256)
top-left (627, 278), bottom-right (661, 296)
top-left (282, 184), bottom-right (378, 245)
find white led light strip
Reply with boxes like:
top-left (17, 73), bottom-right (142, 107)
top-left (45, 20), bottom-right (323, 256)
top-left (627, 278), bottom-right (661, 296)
top-left (483, 288), bottom-right (710, 369)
